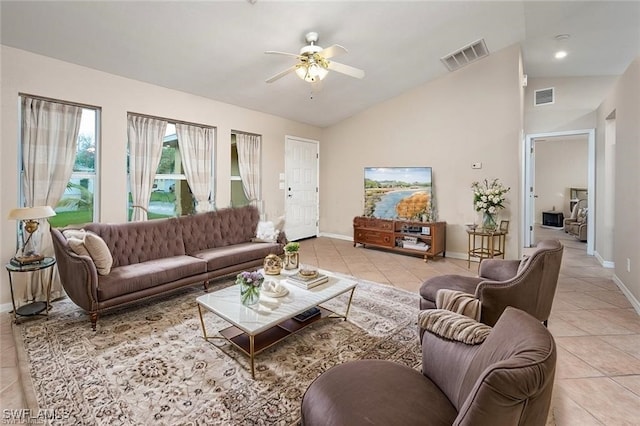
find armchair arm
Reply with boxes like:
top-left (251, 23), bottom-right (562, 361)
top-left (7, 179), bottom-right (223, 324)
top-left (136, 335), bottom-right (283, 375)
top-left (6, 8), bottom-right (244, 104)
top-left (478, 259), bottom-right (521, 281)
top-left (51, 228), bottom-right (99, 313)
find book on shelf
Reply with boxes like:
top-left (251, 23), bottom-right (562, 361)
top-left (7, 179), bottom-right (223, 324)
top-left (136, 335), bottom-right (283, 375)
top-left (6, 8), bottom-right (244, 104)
top-left (287, 272), bottom-right (329, 289)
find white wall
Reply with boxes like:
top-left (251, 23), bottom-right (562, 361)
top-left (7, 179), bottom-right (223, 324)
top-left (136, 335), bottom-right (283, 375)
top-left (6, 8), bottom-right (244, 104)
top-left (525, 76), bottom-right (617, 133)
top-left (0, 46), bottom-right (322, 307)
top-left (597, 58), bottom-right (640, 310)
top-left (320, 44), bottom-right (524, 259)
top-left (534, 137), bottom-right (588, 222)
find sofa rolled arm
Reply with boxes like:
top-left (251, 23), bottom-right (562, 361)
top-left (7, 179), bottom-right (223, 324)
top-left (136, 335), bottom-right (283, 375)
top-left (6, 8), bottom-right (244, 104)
top-left (50, 228), bottom-right (99, 313)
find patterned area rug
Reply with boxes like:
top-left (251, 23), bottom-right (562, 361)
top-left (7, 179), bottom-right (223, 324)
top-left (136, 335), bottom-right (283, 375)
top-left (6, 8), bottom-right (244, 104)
top-left (14, 277), bottom-right (421, 425)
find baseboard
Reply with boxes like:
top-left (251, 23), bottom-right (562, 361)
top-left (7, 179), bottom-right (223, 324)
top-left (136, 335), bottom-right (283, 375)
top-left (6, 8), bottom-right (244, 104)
top-left (612, 274), bottom-right (640, 316)
top-left (318, 232), bottom-right (351, 241)
top-left (318, 232), bottom-right (469, 261)
top-left (0, 302), bottom-right (13, 313)
top-left (594, 251), bottom-right (615, 269)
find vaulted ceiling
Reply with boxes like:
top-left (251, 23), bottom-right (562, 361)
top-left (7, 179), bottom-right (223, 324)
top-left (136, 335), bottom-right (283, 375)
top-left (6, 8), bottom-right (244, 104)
top-left (1, 1), bottom-right (638, 127)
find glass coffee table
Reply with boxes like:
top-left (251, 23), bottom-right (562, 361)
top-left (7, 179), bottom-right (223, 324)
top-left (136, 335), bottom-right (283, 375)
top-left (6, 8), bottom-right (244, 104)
top-left (196, 269), bottom-right (357, 378)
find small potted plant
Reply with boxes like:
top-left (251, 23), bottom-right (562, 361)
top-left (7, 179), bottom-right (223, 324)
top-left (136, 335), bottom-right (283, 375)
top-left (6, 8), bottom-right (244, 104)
top-left (283, 242), bottom-right (300, 270)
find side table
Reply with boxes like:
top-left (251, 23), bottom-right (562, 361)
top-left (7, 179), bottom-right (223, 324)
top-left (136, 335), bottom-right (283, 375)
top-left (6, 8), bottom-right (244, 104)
top-left (467, 228), bottom-right (507, 269)
top-left (5, 257), bottom-right (56, 323)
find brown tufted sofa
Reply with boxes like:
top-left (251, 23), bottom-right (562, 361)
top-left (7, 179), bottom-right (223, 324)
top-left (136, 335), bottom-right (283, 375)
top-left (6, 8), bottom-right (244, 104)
top-left (51, 205), bottom-right (285, 329)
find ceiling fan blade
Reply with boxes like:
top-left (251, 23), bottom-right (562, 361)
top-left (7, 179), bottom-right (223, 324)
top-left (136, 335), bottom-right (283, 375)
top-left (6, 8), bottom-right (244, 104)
top-left (265, 66), bottom-right (297, 83)
top-left (327, 61), bottom-right (365, 79)
top-left (320, 44), bottom-right (347, 59)
top-left (265, 50), bottom-right (302, 59)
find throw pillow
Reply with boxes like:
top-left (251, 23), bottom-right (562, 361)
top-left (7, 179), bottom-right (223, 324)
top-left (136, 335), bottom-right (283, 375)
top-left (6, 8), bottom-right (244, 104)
top-left (517, 254), bottom-right (531, 275)
top-left (84, 232), bottom-right (113, 275)
top-left (62, 229), bottom-right (87, 240)
top-left (435, 289), bottom-right (481, 321)
top-left (67, 237), bottom-right (91, 258)
top-left (418, 309), bottom-right (492, 345)
top-left (253, 221), bottom-right (279, 243)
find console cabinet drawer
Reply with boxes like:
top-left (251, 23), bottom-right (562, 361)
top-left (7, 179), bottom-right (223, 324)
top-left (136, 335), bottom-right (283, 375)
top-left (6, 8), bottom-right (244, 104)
top-left (354, 229), bottom-right (394, 247)
top-left (353, 217), bottom-right (394, 231)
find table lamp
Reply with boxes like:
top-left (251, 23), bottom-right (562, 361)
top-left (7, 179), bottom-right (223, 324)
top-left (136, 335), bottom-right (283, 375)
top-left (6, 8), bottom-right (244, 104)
top-left (8, 206), bottom-right (56, 265)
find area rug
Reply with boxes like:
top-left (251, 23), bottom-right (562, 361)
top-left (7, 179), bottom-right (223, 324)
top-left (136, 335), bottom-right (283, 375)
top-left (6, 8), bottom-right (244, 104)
top-left (14, 277), bottom-right (422, 425)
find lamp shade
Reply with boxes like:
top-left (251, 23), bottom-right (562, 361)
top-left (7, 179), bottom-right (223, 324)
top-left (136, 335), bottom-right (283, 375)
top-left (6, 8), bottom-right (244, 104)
top-left (8, 206), bottom-right (56, 221)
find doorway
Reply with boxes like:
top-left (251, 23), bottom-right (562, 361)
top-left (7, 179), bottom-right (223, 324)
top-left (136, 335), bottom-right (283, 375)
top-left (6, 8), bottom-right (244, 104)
top-left (524, 129), bottom-right (595, 254)
top-left (284, 136), bottom-right (319, 241)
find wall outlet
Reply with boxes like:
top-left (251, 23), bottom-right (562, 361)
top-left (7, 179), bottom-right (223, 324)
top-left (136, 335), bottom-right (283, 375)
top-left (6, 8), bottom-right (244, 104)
top-left (627, 258), bottom-right (631, 273)
top-left (472, 162), bottom-right (482, 169)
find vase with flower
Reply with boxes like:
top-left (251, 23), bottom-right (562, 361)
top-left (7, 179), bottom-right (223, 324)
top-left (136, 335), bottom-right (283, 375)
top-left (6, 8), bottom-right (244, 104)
top-left (471, 178), bottom-right (510, 231)
top-left (236, 270), bottom-right (264, 306)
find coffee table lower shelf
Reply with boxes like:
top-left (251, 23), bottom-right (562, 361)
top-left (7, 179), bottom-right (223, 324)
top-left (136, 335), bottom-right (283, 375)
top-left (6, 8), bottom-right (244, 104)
top-left (219, 307), bottom-right (329, 355)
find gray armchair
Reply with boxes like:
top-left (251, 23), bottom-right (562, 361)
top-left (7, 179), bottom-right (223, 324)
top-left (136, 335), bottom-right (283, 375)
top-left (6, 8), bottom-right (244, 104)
top-left (419, 239), bottom-right (563, 326)
top-left (301, 307), bottom-right (557, 426)
top-left (564, 199), bottom-right (588, 241)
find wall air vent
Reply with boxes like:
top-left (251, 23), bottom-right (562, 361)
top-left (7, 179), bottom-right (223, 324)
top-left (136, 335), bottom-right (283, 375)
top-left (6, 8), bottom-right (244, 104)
top-left (535, 87), bottom-right (555, 106)
top-left (440, 39), bottom-right (489, 72)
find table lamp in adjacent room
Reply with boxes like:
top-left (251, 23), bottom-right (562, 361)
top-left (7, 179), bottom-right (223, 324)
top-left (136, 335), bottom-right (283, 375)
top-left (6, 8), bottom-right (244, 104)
top-left (8, 206), bottom-right (56, 266)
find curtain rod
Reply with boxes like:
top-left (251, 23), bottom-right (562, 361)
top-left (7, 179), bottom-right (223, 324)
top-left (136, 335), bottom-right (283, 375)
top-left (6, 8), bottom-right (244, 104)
top-left (231, 130), bottom-right (262, 137)
top-left (128, 111), bottom-right (215, 130)
top-left (19, 92), bottom-right (101, 110)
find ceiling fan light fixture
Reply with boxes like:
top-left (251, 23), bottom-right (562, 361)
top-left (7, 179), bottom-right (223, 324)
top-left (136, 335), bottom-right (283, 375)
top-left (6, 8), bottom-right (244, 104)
top-left (295, 62), bottom-right (328, 83)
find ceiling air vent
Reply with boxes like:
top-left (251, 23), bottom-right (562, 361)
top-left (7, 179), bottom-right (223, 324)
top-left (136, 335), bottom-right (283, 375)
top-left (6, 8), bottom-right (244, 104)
top-left (440, 39), bottom-right (489, 72)
top-left (535, 87), bottom-right (555, 106)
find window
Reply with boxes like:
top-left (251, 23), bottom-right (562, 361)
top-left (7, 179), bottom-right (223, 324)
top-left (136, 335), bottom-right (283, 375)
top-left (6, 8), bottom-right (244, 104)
top-left (128, 123), bottom-right (196, 220)
top-left (230, 134), bottom-right (250, 207)
top-left (19, 100), bottom-right (100, 229)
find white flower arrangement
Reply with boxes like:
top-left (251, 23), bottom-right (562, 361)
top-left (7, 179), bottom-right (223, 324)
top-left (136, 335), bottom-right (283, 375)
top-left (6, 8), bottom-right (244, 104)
top-left (471, 178), bottom-right (510, 214)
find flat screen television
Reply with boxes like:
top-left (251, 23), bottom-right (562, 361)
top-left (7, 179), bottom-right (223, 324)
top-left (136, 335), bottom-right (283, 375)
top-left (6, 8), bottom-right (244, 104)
top-left (364, 167), bottom-right (432, 220)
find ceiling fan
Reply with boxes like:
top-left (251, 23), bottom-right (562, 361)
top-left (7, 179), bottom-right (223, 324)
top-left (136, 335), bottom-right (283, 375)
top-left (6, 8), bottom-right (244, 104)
top-left (265, 32), bottom-right (365, 84)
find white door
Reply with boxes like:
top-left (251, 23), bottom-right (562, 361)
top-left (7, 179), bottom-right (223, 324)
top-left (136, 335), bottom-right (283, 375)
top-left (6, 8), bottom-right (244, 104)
top-left (524, 135), bottom-right (536, 247)
top-left (284, 136), bottom-right (319, 241)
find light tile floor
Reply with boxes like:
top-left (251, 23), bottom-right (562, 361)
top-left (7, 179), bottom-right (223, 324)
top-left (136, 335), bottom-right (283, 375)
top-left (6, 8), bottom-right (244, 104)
top-left (2, 226), bottom-right (639, 424)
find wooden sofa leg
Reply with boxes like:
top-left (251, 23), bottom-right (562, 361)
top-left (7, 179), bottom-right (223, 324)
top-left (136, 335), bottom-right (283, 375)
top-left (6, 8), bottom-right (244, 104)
top-left (543, 319), bottom-right (548, 328)
top-left (203, 280), bottom-right (209, 292)
top-left (90, 312), bottom-right (98, 331)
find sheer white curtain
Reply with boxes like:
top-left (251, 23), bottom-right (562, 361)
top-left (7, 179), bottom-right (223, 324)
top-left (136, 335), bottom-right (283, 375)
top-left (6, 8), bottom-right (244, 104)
top-left (236, 133), bottom-right (262, 212)
top-left (176, 123), bottom-right (214, 213)
top-left (21, 96), bottom-right (82, 303)
top-left (128, 114), bottom-right (167, 221)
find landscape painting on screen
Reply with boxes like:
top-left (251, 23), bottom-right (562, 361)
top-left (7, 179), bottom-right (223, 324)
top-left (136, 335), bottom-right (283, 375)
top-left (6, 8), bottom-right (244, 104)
top-left (364, 167), bottom-right (432, 220)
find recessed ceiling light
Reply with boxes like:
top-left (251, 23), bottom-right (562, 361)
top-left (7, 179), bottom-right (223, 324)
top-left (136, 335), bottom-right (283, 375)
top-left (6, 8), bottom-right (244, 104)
top-left (554, 34), bottom-right (570, 59)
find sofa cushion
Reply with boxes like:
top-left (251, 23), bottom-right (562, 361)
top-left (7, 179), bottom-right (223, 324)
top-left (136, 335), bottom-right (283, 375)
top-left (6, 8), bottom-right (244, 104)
top-left (85, 217), bottom-right (185, 267)
top-left (96, 255), bottom-right (207, 300)
top-left (192, 242), bottom-right (281, 271)
top-left (179, 210), bottom-right (223, 253)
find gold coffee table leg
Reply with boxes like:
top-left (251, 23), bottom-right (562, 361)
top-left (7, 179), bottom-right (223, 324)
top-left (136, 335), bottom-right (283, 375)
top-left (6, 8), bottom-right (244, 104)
top-left (197, 304), bottom-right (208, 339)
top-left (250, 335), bottom-right (255, 379)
